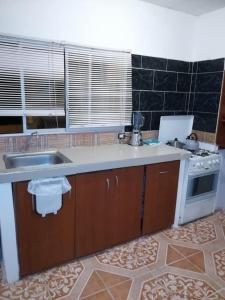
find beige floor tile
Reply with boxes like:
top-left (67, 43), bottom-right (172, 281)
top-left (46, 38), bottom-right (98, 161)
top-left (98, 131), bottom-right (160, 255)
top-left (188, 251), bottom-right (205, 272)
top-left (172, 244), bottom-right (201, 257)
top-left (109, 280), bottom-right (132, 300)
top-left (169, 257), bottom-right (202, 273)
top-left (96, 270), bottom-right (130, 288)
top-left (80, 271), bottom-right (105, 298)
top-left (82, 290), bottom-right (112, 300)
top-left (166, 244), bottom-right (184, 264)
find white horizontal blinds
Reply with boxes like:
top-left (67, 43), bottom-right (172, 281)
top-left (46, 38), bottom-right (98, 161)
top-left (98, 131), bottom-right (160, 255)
top-left (66, 46), bottom-right (132, 128)
top-left (21, 41), bottom-right (65, 116)
top-left (0, 38), bottom-right (22, 116)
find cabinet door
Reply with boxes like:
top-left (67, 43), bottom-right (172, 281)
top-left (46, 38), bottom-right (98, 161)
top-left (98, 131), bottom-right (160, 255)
top-left (14, 176), bottom-right (75, 276)
top-left (143, 161), bottom-right (180, 235)
top-left (110, 166), bottom-right (143, 245)
top-left (75, 170), bottom-right (111, 257)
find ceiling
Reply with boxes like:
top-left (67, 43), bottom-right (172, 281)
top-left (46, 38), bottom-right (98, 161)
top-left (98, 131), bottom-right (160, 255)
top-left (141, 0), bottom-right (225, 16)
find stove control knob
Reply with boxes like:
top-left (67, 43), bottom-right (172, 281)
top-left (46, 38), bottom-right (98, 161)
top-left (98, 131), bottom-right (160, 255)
top-left (215, 159), bottom-right (220, 164)
top-left (196, 163), bottom-right (200, 168)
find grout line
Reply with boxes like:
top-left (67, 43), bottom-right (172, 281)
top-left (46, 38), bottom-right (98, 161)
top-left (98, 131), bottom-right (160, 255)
top-left (152, 70), bottom-right (155, 90)
top-left (132, 65), bottom-right (224, 75)
top-left (162, 92), bottom-right (166, 111)
top-left (132, 89), bottom-right (221, 94)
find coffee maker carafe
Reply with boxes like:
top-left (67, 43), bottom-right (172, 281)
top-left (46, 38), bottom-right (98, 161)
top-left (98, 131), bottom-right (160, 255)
top-left (129, 112), bottom-right (145, 146)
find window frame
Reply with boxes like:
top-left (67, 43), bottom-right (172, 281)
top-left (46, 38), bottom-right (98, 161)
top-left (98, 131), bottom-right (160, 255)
top-left (0, 35), bottom-right (131, 136)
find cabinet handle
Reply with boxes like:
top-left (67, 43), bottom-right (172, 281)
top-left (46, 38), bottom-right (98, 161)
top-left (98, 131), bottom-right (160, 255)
top-left (115, 175), bottom-right (119, 187)
top-left (160, 171), bottom-right (169, 174)
top-left (106, 178), bottom-right (110, 191)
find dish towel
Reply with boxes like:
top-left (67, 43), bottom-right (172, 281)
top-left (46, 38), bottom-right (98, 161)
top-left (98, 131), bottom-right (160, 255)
top-left (28, 177), bottom-right (71, 217)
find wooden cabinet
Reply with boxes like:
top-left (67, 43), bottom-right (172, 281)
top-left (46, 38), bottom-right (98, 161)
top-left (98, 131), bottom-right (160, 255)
top-left (216, 72), bottom-right (225, 147)
top-left (143, 161), bottom-right (180, 235)
top-left (13, 161), bottom-right (180, 276)
top-left (75, 166), bottom-right (144, 257)
top-left (13, 176), bottom-right (76, 276)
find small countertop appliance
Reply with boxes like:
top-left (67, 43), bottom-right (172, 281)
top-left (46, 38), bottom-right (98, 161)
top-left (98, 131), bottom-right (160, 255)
top-left (129, 112), bottom-right (144, 146)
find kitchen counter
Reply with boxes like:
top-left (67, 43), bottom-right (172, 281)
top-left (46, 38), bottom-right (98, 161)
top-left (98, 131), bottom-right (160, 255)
top-left (0, 144), bottom-right (190, 183)
top-left (0, 143), bottom-right (190, 283)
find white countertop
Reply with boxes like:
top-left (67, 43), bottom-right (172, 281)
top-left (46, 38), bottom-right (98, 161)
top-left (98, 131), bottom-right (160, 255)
top-left (0, 144), bottom-right (190, 183)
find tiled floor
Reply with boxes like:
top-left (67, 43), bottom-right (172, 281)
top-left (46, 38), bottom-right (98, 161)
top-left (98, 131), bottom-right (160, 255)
top-left (1, 211), bottom-right (225, 299)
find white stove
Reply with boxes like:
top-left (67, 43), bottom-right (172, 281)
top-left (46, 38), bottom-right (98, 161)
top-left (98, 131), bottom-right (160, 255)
top-left (158, 115), bottom-right (222, 225)
top-left (179, 149), bottom-right (221, 224)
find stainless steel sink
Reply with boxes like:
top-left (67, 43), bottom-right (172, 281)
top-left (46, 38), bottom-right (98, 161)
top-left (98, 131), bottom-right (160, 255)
top-left (3, 151), bottom-right (72, 169)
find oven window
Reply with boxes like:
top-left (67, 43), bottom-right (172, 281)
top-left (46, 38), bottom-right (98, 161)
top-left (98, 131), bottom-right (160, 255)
top-left (192, 174), bottom-right (215, 197)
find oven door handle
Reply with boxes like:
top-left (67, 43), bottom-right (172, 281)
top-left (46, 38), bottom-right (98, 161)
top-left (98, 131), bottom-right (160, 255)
top-left (188, 170), bottom-right (219, 178)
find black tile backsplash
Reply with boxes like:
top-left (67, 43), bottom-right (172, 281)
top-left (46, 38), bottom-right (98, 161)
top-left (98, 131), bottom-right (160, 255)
top-left (167, 59), bottom-right (190, 73)
top-left (197, 59), bottom-right (224, 73)
top-left (177, 73), bottom-right (192, 92)
top-left (132, 91), bottom-right (140, 111)
top-left (140, 91), bottom-right (164, 111)
top-left (142, 56), bottom-right (167, 70)
top-left (154, 71), bottom-right (177, 91)
top-left (132, 54), bottom-right (142, 68)
top-left (132, 68), bottom-right (154, 90)
top-left (193, 113), bottom-right (218, 133)
top-left (193, 93), bottom-right (220, 114)
top-left (130, 54), bottom-right (224, 133)
top-left (164, 92), bottom-right (187, 111)
top-left (195, 72), bottom-right (223, 93)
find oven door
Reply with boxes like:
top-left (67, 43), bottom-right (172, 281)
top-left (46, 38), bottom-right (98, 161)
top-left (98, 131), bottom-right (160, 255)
top-left (186, 170), bottom-right (219, 202)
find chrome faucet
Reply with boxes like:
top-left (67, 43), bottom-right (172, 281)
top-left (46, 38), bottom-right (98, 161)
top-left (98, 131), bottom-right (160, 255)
top-left (22, 131), bottom-right (39, 152)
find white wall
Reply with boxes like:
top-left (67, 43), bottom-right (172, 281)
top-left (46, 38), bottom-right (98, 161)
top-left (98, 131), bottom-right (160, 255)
top-left (0, 0), bottom-right (196, 61)
top-left (193, 7), bottom-right (225, 61)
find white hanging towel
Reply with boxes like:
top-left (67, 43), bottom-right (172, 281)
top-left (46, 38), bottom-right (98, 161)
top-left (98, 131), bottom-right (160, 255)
top-left (28, 177), bottom-right (71, 217)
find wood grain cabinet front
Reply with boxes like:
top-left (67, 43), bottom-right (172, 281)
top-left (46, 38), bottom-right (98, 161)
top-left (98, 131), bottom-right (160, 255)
top-left (75, 166), bottom-right (144, 257)
top-left (13, 176), bottom-right (76, 277)
top-left (13, 162), bottom-right (180, 276)
top-left (143, 161), bottom-right (180, 235)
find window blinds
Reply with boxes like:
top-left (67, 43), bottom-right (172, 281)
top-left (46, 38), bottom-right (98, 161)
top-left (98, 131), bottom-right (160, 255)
top-left (0, 36), bottom-right (65, 117)
top-left (21, 41), bottom-right (65, 116)
top-left (65, 46), bottom-right (132, 129)
top-left (0, 39), bottom-right (22, 116)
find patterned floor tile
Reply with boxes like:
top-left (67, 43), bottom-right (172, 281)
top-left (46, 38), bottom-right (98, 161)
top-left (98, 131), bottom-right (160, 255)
top-left (96, 270), bottom-right (130, 288)
top-left (214, 248), bottom-right (225, 282)
top-left (1, 211), bottom-right (225, 300)
top-left (0, 261), bottom-right (83, 300)
top-left (82, 290), bottom-right (112, 300)
top-left (139, 272), bottom-right (225, 300)
top-left (96, 235), bottom-right (159, 270)
top-left (80, 271), bottom-right (105, 298)
top-left (109, 280), bottom-right (132, 300)
top-left (164, 218), bottom-right (217, 244)
top-left (172, 244), bottom-right (201, 257)
top-left (188, 252), bottom-right (205, 272)
top-left (170, 257), bottom-right (202, 273)
top-left (166, 244), bottom-right (184, 264)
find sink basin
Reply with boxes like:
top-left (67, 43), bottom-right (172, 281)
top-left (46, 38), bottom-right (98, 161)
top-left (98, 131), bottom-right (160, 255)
top-left (3, 151), bottom-right (72, 169)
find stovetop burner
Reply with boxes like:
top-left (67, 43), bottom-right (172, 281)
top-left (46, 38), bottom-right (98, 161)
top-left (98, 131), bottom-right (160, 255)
top-left (195, 150), bottom-right (210, 157)
top-left (190, 149), bottom-right (218, 158)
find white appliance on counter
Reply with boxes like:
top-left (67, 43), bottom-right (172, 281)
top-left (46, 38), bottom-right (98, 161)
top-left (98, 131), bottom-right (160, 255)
top-left (158, 115), bottom-right (221, 225)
